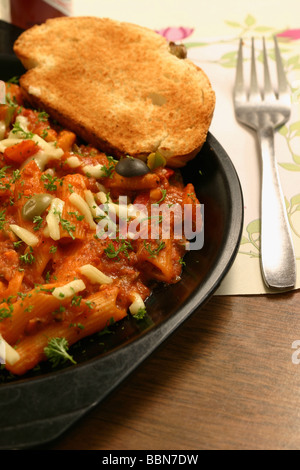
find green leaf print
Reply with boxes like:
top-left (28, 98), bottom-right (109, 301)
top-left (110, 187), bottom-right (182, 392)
top-left (239, 219), bottom-right (261, 257)
top-left (245, 14), bottom-right (256, 27)
top-left (278, 121), bottom-right (300, 170)
top-left (286, 193), bottom-right (300, 244)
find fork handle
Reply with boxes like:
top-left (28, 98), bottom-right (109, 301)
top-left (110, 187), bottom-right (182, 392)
top-left (258, 126), bottom-right (296, 289)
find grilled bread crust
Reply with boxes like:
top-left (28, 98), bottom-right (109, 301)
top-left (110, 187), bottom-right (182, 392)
top-left (14, 16), bottom-right (215, 167)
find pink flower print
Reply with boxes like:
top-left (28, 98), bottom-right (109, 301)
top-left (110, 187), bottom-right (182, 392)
top-left (156, 27), bottom-right (194, 41)
top-left (277, 29), bottom-right (300, 40)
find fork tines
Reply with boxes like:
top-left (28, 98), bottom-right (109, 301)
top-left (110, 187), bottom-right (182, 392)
top-left (234, 36), bottom-right (289, 103)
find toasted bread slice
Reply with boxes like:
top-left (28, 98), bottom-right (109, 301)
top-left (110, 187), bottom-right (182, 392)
top-left (14, 17), bottom-right (215, 167)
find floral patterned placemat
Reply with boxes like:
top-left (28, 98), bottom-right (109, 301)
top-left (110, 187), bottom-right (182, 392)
top-left (168, 15), bottom-right (300, 294)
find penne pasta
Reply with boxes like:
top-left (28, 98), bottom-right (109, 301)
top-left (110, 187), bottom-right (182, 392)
top-left (5, 286), bottom-right (127, 375)
top-left (69, 192), bottom-right (97, 230)
top-left (0, 82), bottom-right (201, 376)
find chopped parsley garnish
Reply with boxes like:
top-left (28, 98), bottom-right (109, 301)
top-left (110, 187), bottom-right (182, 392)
top-left (44, 337), bottom-right (76, 367)
top-left (179, 257), bottom-right (186, 266)
top-left (13, 240), bottom-right (23, 249)
top-left (0, 166), bottom-right (11, 191)
top-left (104, 240), bottom-right (133, 260)
top-left (133, 307), bottom-right (147, 320)
top-left (19, 247), bottom-right (35, 265)
top-left (60, 217), bottom-right (76, 239)
top-left (5, 95), bottom-right (18, 108)
top-left (11, 121), bottom-right (34, 139)
top-left (0, 210), bottom-right (6, 230)
top-left (71, 294), bottom-right (82, 307)
top-left (68, 211), bottom-right (85, 221)
top-left (24, 305), bottom-right (34, 313)
top-left (11, 169), bottom-right (21, 184)
top-left (0, 166), bottom-right (10, 179)
top-left (143, 240), bottom-right (165, 258)
top-left (41, 173), bottom-right (62, 192)
top-left (85, 300), bottom-right (95, 310)
top-left (32, 215), bottom-right (43, 231)
top-left (0, 304), bottom-right (13, 322)
top-left (156, 189), bottom-right (167, 204)
top-left (7, 76), bottom-right (19, 84)
top-left (69, 322), bottom-right (85, 330)
top-left (37, 111), bottom-right (49, 122)
top-left (41, 129), bottom-right (49, 139)
top-left (101, 156), bottom-right (117, 178)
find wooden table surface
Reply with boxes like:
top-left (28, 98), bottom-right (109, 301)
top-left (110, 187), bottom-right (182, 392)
top-left (42, 291), bottom-right (300, 450)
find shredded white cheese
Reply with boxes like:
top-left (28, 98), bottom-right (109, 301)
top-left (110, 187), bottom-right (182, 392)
top-left (95, 183), bottom-right (107, 193)
top-left (15, 115), bottom-right (30, 133)
top-left (45, 198), bottom-right (64, 241)
top-left (0, 137), bottom-right (22, 152)
top-left (69, 192), bottom-right (97, 230)
top-left (84, 190), bottom-right (101, 219)
top-left (0, 116), bottom-right (64, 170)
top-left (95, 192), bottom-right (139, 220)
top-left (79, 264), bottom-right (113, 285)
top-left (83, 190), bottom-right (110, 223)
top-left (83, 164), bottom-right (106, 179)
top-left (129, 293), bottom-right (146, 316)
top-left (9, 224), bottom-right (39, 247)
top-left (52, 279), bottom-right (86, 300)
top-left (96, 191), bottom-right (112, 205)
top-left (0, 334), bottom-right (20, 366)
top-left (65, 156), bottom-right (81, 168)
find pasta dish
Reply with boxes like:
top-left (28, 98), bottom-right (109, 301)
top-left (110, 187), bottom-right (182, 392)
top-left (0, 81), bottom-right (201, 376)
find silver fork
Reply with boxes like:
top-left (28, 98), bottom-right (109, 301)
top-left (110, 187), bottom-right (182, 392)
top-left (234, 36), bottom-right (296, 289)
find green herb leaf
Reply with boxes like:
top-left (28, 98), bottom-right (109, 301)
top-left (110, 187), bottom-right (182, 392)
top-left (33, 215), bottom-right (43, 231)
top-left (19, 247), bottom-right (35, 265)
top-left (11, 121), bottom-right (34, 139)
top-left (60, 217), bottom-right (76, 239)
top-left (104, 240), bottom-right (133, 260)
top-left (133, 307), bottom-right (147, 320)
top-left (0, 304), bottom-right (13, 322)
top-left (0, 210), bottom-right (6, 230)
top-left (41, 173), bottom-right (62, 191)
top-left (143, 240), bottom-right (165, 258)
top-left (44, 337), bottom-right (76, 367)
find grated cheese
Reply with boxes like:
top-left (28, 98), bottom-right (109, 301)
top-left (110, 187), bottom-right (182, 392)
top-left (9, 224), bottom-right (39, 247)
top-left (129, 293), bottom-right (146, 316)
top-left (0, 334), bottom-right (20, 366)
top-left (79, 264), bottom-right (113, 285)
top-left (69, 192), bottom-right (97, 230)
top-left (52, 279), bottom-right (86, 300)
top-left (0, 115), bottom-right (64, 171)
top-left (84, 190), bottom-right (101, 219)
top-left (45, 198), bottom-right (65, 241)
top-left (82, 164), bottom-right (106, 179)
top-left (65, 156), bottom-right (81, 168)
